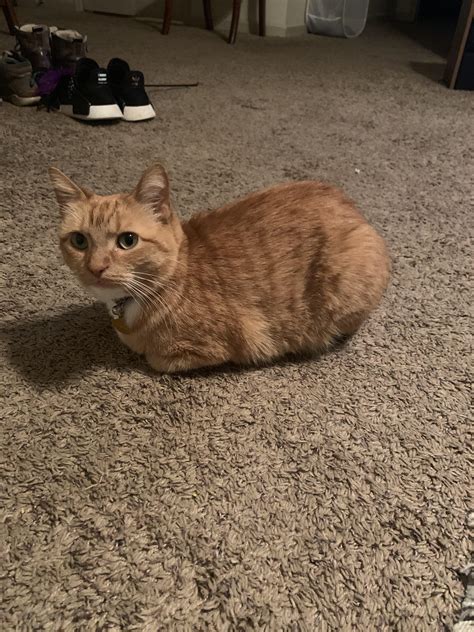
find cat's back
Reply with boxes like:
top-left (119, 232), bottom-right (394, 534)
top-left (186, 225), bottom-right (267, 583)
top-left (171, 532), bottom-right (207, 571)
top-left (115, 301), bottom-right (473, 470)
top-left (181, 180), bottom-right (390, 297)
top-left (177, 180), bottom-right (389, 356)
top-left (184, 181), bottom-right (361, 240)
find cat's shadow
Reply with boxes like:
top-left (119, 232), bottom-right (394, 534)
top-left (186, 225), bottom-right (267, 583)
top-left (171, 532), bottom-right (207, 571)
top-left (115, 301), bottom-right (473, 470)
top-left (2, 304), bottom-right (257, 387)
top-left (3, 304), bottom-right (351, 387)
top-left (3, 303), bottom-right (144, 387)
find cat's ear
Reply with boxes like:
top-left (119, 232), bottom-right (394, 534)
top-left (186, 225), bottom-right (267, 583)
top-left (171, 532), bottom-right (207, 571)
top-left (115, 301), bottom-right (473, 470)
top-left (49, 167), bottom-right (90, 215)
top-left (133, 164), bottom-right (170, 222)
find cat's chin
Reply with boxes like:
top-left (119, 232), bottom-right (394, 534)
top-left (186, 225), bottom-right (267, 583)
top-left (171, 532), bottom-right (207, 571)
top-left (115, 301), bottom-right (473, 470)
top-left (86, 284), bottom-right (129, 306)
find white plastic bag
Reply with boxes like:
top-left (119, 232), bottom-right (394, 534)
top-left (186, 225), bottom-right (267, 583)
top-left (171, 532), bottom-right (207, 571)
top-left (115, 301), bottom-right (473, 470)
top-left (306, 0), bottom-right (369, 38)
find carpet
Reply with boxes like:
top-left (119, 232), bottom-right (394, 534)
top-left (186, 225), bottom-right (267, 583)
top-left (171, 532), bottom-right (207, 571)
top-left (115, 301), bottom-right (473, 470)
top-left (0, 6), bottom-right (472, 631)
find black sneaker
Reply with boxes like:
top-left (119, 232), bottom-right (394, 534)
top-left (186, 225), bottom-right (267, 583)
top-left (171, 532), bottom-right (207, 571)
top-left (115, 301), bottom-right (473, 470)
top-left (51, 57), bottom-right (122, 121)
top-left (107, 58), bottom-right (156, 122)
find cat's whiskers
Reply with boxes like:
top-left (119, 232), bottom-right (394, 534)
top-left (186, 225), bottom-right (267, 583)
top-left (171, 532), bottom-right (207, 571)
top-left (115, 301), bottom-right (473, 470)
top-left (136, 280), bottom-right (182, 322)
top-left (124, 280), bottom-right (171, 335)
top-left (130, 278), bottom-right (178, 318)
top-left (132, 256), bottom-right (187, 277)
top-left (131, 272), bottom-right (183, 302)
top-left (126, 276), bottom-right (177, 337)
top-left (125, 280), bottom-right (155, 312)
top-left (124, 286), bottom-right (148, 313)
top-left (117, 276), bottom-right (150, 311)
top-left (132, 270), bottom-right (181, 286)
top-left (129, 273), bottom-right (171, 296)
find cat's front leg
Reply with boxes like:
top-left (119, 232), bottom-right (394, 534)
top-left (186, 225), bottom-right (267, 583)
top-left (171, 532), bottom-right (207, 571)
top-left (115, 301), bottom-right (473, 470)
top-left (116, 331), bottom-right (146, 355)
top-left (146, 351), bottom-right (225, 374)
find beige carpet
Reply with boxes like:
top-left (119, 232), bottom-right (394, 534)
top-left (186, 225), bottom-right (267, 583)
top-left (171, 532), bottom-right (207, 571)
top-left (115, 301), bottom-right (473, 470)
top-left (1, 6), bottom-right (472, 631)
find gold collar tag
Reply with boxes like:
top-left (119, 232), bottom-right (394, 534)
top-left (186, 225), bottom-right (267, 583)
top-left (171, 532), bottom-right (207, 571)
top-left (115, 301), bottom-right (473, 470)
top-left (110, 297), bottom-right (134, 335)
top-left (111, 317), bottom-right (133, 335)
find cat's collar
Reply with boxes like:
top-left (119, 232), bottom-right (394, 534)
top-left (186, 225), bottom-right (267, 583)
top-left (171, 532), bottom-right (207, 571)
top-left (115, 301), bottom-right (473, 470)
top-left (109, 297), bottom-right (135, 335)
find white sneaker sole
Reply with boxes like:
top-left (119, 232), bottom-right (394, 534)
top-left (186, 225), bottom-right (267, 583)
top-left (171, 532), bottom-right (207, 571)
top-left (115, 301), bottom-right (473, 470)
top-left (60, 103), bottom-right (123, 121)
top-left (122, 104), bottom-right (156, 122)
top-left (4, 94), bottom-right (41, 106)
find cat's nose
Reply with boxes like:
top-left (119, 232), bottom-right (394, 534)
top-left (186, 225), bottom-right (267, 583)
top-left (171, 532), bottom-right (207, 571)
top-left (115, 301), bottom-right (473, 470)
top-left (88, 264), bottom-right (109, 278)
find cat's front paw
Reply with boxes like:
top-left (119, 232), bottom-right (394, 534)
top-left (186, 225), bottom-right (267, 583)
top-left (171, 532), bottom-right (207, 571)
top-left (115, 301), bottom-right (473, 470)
top-left (146, 352), bottom-right (219, 374)
top-left (146, 353), bottom-right (192, 374)
top-left (116, 330), bottom-right (146, 355)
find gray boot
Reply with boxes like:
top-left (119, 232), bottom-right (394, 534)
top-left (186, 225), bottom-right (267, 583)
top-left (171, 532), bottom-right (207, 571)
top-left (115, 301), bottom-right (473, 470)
top-left (0, 51), bottom-right (40, 106)
top-left (51, 29), bottom-right (87, 72)
top-left (14, 24), bottom-right (54, 73)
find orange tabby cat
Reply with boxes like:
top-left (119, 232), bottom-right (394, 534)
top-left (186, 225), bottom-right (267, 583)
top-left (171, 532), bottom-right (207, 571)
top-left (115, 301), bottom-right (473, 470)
top-left (50, 164), bottom-right (390, 373)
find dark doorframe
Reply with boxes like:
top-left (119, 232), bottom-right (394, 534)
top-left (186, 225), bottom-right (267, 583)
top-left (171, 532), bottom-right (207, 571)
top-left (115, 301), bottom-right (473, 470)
top-left (444, 0), bottom-right (474, 87)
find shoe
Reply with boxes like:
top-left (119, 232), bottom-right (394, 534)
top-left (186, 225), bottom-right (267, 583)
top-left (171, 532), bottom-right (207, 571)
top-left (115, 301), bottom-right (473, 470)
top-left (14, 24), bottom-right (54, 73)
top-left (0, 51), bottom-right (40, 106)
top-left (51, 29), bottom-right (87, 73)
top-left (50, 57), bottom-right (122, 121)
top-left (107, 58), bottom-right (156, 122)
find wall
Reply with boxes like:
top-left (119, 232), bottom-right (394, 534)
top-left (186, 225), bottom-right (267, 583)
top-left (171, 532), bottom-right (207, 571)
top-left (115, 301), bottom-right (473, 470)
top-left (189, 1), bottom-right (292, 37)
top-left (17, 0), bottom-right (85, 8)
top-left (16, 0), bottom-right (77, 6)
top-left (192, 0), bottom-right (393, 36)
top-left (285, 0), bottom-right (308, 36)
top-left (16, 0), bottom-right (393, 36)
top-left (369, 0), bottom-right (391, 17)
top-left (132, 0), bottom-right (295, 37)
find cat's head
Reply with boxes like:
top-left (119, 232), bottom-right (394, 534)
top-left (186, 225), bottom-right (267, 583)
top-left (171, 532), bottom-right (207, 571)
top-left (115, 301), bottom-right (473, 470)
top-left (49, 164), bottom-right (183, 303)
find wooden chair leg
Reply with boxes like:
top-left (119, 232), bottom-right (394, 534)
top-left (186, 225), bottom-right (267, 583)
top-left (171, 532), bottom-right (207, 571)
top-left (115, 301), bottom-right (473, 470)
top-left (162, 0), bottom-right (172, 35)
top-left (203, 0), bottom-right (213, 31)
top-left (258, 0), bottom-right (265, 37)
top-left (2, 0), bottom-right (19, 35)
top-left (228, 0), bottom-right (241, 44)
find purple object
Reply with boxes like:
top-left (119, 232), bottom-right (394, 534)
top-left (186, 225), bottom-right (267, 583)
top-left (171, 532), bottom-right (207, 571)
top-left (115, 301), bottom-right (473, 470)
top-left (36, 67), bottom-right (73, 96)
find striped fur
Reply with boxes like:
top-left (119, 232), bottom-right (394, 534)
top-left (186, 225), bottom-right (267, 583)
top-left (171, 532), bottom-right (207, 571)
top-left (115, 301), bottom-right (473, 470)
top-left (50, 164), bottom-right (390, 373)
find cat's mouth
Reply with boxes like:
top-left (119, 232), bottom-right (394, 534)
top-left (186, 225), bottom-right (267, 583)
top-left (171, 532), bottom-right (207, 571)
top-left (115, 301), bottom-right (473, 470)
top-left (90, 278), bottom-right (119, 289)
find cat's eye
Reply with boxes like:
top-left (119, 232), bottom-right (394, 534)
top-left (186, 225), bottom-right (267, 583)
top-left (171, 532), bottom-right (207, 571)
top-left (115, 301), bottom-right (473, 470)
top-left (117, 232), bottom-right (138, 250)
top-left (70, 232), bottom-right (88, 250)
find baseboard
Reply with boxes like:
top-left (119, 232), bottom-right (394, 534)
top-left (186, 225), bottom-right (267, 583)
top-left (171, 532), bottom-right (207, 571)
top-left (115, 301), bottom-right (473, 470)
top-left (216, 19), bottom-right (306, 38)
top-left (282, 25), bottom-right (307, 37)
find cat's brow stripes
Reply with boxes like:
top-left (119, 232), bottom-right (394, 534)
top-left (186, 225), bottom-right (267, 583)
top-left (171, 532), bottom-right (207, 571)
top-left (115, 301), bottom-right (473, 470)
top-left (89, 199), bottom-right (119, 229)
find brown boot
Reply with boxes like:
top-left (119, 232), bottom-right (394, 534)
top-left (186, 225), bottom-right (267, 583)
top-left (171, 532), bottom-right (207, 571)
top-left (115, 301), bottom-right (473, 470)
top-left (14, 24), bottom-right (54, 73)
top-left (51, 30), bottom-right (87, 73)
top-left (0, 51), bottom-right (40, 106)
